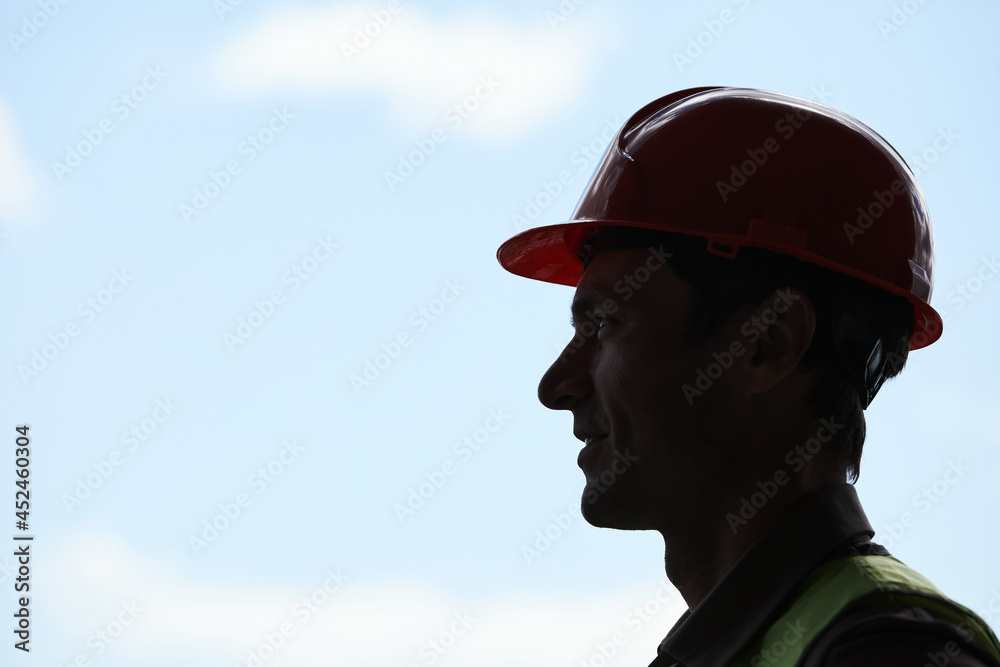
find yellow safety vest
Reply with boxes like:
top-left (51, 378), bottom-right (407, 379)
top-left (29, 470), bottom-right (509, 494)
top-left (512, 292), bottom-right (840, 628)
top-left (730, 554), bottom-right (1000, 666)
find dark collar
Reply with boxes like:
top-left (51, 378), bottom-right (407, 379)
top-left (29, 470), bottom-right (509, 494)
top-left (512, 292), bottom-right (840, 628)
top-left (654, 483), bottom-right (877, 666)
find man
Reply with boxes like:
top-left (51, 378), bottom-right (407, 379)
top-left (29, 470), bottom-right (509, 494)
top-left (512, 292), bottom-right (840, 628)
top-left (496, 88), bottom-right (1000, 665)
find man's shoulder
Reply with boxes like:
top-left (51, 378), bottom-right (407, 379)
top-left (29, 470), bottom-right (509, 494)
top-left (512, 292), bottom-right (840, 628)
top-left (800, 599), bottom-right (1000, 667)
top-left (741, 552), bottom-right (1000, 666)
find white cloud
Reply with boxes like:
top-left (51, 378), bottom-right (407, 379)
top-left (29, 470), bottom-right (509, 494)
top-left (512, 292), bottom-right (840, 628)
top-left (209, 5), bottom-right (612, 141)
top-left (0, 98), bottom-right (40, 225)
top-left (42, 529), bottom-right (685, 666)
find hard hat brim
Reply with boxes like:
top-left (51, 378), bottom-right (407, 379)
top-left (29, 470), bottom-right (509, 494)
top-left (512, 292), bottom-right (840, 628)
top-left (497, 218), bottom-right (943, 351)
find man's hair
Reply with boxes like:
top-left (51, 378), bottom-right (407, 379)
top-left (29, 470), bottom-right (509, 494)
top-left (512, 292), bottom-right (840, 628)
top-left (584, 226), bottom-right (915, 482)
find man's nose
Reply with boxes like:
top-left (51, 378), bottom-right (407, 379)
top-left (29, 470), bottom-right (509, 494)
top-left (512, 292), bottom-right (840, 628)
top-left (537, 343), bottom-right (591, 410)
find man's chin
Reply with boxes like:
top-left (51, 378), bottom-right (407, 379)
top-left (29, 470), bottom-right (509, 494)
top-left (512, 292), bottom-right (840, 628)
top-left (580, 487), bottom-right (648, 529)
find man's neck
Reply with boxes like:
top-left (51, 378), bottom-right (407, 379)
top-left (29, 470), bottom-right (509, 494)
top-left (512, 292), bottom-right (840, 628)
top-left (659, 478), bottom-right (841, 609)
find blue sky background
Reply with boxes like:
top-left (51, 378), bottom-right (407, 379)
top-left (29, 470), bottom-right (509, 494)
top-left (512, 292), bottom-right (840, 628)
top-left (1, 1), bottom-right (999, 665)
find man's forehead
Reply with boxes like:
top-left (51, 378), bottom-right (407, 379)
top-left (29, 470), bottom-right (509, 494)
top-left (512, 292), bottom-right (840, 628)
top-left (573, 251), bottom-right (634, 302)
top-left (571, 247), bottom-right (680, 313)
top-left (577, 247), bottom-right (649, 284)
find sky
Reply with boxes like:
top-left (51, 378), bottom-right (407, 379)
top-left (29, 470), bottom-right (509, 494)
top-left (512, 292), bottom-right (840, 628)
top-left (1, 1), bottom-right (999, 665)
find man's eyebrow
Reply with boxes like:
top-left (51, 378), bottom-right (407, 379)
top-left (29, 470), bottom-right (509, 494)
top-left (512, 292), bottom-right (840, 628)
top-left (570, 294), bottom-right (595, 318)
top-left (569, 292), bottom-right (610, 325)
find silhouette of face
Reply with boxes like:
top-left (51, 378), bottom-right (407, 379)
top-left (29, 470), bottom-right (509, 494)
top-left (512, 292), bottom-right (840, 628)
top-left (537, 248), bottom-right (740, 531)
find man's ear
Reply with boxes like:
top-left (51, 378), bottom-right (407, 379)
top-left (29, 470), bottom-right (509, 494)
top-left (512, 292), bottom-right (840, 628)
top-left (742, 287), bottom-right (816, 395)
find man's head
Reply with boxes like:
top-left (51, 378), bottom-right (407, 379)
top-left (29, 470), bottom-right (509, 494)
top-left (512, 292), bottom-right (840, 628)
top-left (536, 227), bottom-right (913, 531)
top-left (497, 87), bottom-right (939, 532)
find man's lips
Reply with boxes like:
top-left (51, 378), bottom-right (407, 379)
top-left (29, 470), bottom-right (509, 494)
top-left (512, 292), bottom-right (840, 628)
top-left (577, 434), bottom-right (608, 468)
top-left (573, 426), bottom-right (609, 444)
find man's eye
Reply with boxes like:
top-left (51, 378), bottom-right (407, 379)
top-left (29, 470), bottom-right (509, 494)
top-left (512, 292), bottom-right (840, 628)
top-left (593, 315), bottom-right (616, 335)
top-left (569, 313), bottom-right (615, 337)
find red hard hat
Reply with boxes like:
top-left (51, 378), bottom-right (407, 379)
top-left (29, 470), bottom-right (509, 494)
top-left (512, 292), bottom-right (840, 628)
top-left (497, 87), bottom-right (942, 351)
